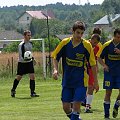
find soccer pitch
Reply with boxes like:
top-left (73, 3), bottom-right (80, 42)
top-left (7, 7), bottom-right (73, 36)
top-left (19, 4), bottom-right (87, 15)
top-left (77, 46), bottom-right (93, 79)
top-left (0, 76), bottom-right (119, 120)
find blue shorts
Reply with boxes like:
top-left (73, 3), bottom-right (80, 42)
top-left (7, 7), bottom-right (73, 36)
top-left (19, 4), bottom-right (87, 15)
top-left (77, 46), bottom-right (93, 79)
top-left (103, 71), bottom-right (120, 89)
top-left (61, 86), bottom-right (87, 102)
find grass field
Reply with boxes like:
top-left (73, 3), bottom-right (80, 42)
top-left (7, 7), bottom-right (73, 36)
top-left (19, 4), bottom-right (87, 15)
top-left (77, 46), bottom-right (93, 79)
top-left (0, 75), bottom-right (120, 120)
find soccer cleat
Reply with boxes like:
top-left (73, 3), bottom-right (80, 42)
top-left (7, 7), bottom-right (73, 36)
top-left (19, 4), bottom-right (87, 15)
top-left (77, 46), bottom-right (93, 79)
top-left (81, 102), bottom-right (86, 107)
top-left (84, 109), bottom-right (93, 113)
top-left (31, 92), bottom-right (39, 97)
top-left (112, 108), bottom-right (118, 118)
top-left (11, 90), bottom-right (16, 97)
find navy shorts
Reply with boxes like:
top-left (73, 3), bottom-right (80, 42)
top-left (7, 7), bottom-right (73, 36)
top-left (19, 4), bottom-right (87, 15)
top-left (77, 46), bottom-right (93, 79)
top-left (17, 61), bottom-right (34, 75)
top-left (61, 86), bottom-right (87, 102)
top-left (103, 71), bottom-right (120, 89)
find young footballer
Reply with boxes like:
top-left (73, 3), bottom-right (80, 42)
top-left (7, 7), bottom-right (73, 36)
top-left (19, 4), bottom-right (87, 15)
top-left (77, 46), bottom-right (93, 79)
top-left (85, 34), bottom-right (101, 113)
top-left (11, 30), bottom-right (39, 97)
top-left (52, 21), bottom-right (99, 120)
top-left (92, 27), bottom-right (102, 50)
top-left (97, 28), bottom-right (120, 119)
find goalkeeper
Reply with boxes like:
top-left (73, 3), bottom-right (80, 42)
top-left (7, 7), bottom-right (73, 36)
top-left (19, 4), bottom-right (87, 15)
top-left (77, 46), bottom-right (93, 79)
top-left (11, 30), bottom-right (39, 97)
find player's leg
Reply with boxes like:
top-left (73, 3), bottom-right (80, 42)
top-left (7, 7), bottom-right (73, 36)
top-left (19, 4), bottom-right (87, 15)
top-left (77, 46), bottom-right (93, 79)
top-left (11, 75), bottom-right (22, 91)
top-left (29, 73), bottom-right (39, 97)
top-left (72, 102), bottom-right (81, 120)
top-left (104, 89), bottom-right (112, 119)
top-left (28, 61), bottom-right (39, 97)
top-left (85, 68), bottom-right (94, 113)
top-left (11, 62), bottom-right (23, 97)
top-left (85, 85), bottom-right (94, 113)
top-left (71, 87), bottom-right (87, 120)
top-left (112, 77), bottom-right (120, 118)
top-left (63, 102), bottom-right (72, 119)
top-left (61, 87), bottom-right (73, 119)
top-left (112, 89), bottom-right (120, 118)
top-left (103, 71), bottom-right (113, 119)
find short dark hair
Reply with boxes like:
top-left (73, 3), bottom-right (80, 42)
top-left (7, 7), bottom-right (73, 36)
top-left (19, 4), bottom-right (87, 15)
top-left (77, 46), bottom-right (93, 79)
top-left (93, 27), bottom-right (101, 35)
top-left (114, 28), bottom-right (120, 36)
top-left (91, 34), bottom-right (101, 42)
top-left (72, 21), bottom-right (85, 31)
top-left (23, 30), bottom-right (31, 36)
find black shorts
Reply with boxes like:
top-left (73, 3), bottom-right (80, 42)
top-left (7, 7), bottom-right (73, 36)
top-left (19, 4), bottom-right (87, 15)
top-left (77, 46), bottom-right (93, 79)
top-left (17, 61), bottom-right (34, 75)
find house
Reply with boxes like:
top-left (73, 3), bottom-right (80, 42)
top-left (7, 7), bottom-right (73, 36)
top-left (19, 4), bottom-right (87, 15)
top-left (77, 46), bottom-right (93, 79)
top-left (94, 14), bottom-right (120, 31)
top-left (17, 10), bottom-right (55, 28)
top-left (0, 30), bottom-right (23, 50)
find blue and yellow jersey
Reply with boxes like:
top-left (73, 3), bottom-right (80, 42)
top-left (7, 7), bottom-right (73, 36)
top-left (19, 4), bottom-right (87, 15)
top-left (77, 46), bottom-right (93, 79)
top-left (52, 37), bottom-right (96, 88)
top-left (97, 40), bottom-right (120, 76)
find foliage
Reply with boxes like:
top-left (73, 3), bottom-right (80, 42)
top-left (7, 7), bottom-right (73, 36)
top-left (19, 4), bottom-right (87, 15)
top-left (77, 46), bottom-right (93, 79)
top-left (0, 3), bottom-right (104, 33)
top-left (2, 37), bottom-right (60, 52)
top-left (2, 42), bottom-right (20, 52)
top-left (102, 0), bottom-right (120, 14)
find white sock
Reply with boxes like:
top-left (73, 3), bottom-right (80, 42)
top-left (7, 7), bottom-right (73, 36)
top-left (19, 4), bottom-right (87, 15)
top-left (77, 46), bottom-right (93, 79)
top-left (86, 94), bottom-right (93, 105)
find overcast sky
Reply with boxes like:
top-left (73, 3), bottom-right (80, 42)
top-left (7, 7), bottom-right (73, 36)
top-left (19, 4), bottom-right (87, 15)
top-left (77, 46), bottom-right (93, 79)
top-left (0, 0), bottom-right (104, 7)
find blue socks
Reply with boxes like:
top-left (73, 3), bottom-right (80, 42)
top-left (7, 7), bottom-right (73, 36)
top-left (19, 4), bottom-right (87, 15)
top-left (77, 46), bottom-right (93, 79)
top-left (71, 111), bottom-right (81, 120)
top-left (104, 101), bottom-right (110, 118)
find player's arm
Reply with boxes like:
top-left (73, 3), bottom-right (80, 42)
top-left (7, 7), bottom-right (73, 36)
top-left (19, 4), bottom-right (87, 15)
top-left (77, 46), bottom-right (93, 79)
top-left (91, 65), bottom-right (99, 93)
top-left (89, 46), bottom-right (99, 93)
top-left (52, 38), bottom-right (70, 80)
top-left (53, 59), bottom-right (59, 80)
top-left (97, 42), bottom-right (110, 72)
top-left (98, 57), bottom-right (109, 72)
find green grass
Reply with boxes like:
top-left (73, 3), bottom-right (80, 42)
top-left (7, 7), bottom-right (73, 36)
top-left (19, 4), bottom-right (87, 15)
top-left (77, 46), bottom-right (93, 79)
top-left (0, 76), bottom-right (120, 120)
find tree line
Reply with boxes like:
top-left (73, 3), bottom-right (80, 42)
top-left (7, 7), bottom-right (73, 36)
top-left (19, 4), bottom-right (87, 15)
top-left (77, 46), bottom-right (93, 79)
top-left (0, 0), bottom-right (120, 52)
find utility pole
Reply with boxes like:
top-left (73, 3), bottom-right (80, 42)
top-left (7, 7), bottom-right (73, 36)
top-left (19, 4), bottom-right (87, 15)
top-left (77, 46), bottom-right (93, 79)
top-left (43, 11), bottom-right (52, 76)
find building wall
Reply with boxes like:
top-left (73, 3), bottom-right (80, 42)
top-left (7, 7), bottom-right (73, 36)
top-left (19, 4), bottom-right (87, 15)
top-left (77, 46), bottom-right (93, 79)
top-left (18, 13), bottom-right (33, 27)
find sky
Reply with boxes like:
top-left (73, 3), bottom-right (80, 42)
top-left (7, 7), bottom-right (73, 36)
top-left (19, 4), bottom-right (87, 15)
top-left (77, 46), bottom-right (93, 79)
top-left (0, 0), bottom-right (104, 7)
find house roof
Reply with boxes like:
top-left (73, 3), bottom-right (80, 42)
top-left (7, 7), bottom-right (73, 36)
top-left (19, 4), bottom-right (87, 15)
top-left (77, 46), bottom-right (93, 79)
top-left (94, 14), bottom-right (120, 25)
top-left (17, 10), bottom-right (55, 20)
top-left (0, 30), bottom-right (23, 48)
top-left (0, 30), bottom-right (23, 40)
top-left (26, 11), bottom-right (52, 19)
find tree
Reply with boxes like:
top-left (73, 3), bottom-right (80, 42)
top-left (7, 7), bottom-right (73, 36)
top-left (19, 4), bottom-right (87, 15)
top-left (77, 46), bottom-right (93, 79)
top-left (102, 0), bottom-right (120, 14)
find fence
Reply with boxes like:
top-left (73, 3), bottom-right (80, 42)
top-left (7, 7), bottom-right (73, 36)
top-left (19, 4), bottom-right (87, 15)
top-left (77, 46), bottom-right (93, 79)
top-left (0, 52), bottom-right (46, 78)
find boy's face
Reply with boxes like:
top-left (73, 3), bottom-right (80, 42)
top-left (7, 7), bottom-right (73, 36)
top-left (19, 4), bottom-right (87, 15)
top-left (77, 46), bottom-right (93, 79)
top-left (73, 29), bottom-right (84, 40)
top-left (114, 33), bottom-right (120, 43)
top-left (91, 38), bottom-right (99, 47)
top-left (24, 32), bottom-right (31, 41)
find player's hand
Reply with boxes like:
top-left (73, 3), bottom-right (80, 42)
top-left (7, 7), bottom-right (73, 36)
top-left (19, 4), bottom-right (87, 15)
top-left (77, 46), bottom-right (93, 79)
top-left (53, 69), bottom-right (58, 80)
top-left (103, 64), bottom-right (109, 72)
top-left (114, 48), bottom-right (120, 54)
top-left (94, 82), bottom-right (99, 93)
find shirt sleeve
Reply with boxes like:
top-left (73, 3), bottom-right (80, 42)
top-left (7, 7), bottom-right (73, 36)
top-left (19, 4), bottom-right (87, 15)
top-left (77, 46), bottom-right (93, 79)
top-left (97, 40), bottom-right (111, 59)
top-left (51, 38), bottom-right (70, 62)
top-left (83, 40), bottom-right (96, 66)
